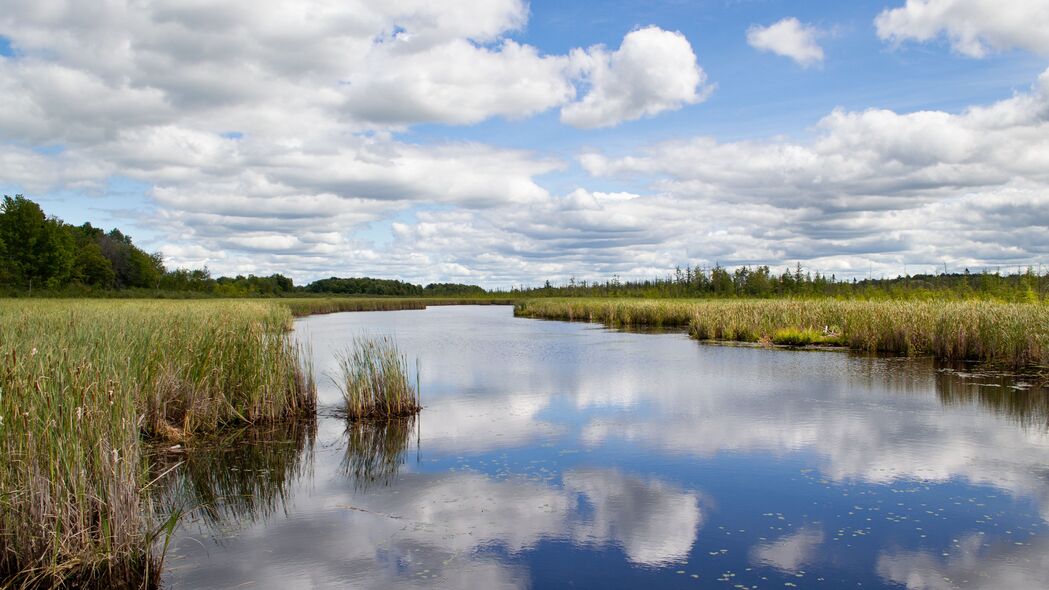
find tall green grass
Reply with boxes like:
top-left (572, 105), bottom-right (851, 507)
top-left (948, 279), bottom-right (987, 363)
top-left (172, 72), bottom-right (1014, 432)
top-left (514, 298), bottom-right (1049, 367)
top-left (0, 300), bottom-right (316, 588)
top-left (282, 298), bottom-right (428, 317)
top-left (334, 336), bottom-right (420, 420)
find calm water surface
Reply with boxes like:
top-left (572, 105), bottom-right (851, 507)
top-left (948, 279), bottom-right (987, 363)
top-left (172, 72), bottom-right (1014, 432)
top-left (162, 306), bottom-right (1049, 589)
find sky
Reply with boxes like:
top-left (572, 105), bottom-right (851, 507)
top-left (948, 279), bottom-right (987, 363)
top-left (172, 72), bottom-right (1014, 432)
top-left (1, 0), bottom-right (1048, 288)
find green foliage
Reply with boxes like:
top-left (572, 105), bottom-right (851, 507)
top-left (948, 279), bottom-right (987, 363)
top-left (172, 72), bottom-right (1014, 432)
top-left (423, 282), bottom-right (486, 296)
top-left (0, 195), bottom-right (171, 293)
top-left (306, 276), bottom-right (424, 296)
top-left (0, 195), bottom-right (75, 289)
top-left (73, 241), bottom-right (117, 287)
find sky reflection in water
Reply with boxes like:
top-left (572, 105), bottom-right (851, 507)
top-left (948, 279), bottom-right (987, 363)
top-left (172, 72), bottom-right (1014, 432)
top-left (162, 306), bottom-right (1049, 589)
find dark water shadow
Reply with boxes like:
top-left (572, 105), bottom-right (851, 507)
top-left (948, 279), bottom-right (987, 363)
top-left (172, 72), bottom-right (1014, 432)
top-left (935, 362), bottom-right (1049, 430)
top-left (148, 418), bottom-right (317, 530)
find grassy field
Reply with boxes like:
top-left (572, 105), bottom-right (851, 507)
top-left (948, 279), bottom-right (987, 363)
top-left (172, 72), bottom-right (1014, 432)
top-left (0, 300), bottom-right (316, 588)
top-left (514, 298), bottom-right (1049, 367)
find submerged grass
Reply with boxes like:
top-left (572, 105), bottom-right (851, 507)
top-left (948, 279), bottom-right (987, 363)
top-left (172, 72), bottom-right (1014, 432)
top-left (514, 298), bottom-right (1049, 367)
top-left (0, 300), bottom-right (316, 588)
top-left (335, 336), bottom-right (421, 420)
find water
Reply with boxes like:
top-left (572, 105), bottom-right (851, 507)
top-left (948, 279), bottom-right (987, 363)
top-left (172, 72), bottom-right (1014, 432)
top-left (161, 306), bottom-right (1049, 589)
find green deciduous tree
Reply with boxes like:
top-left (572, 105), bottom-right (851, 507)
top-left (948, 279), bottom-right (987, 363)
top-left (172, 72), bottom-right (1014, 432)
top-left (0, 195), bottom-right (75, 289)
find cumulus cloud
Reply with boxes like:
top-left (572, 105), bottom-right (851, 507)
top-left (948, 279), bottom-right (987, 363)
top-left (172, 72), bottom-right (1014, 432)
top-left (1, 0), bottom-right (1047, 286)
top-left (746, 18), bottom-right (825, 67)
top-left (561, 26), bottom-right (711, 129)
top-left (570, 68), bottom-right (1049, 279)
top-left (876, 0), bottom-right (1049, 57)
top-left (0, 2), bottom-right (719, 282)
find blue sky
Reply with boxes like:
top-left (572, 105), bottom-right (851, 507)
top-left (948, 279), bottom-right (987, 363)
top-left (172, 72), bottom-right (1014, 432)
top-left (1, 0), bottom-right (1048, 286)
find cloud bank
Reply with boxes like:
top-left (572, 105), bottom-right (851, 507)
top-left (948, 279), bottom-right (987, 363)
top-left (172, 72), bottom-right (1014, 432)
top-left (0, 1), bottom-right (1046, 286)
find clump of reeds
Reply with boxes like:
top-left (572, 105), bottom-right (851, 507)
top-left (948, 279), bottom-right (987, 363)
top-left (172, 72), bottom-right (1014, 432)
top-left (334, 336), bottom-right (420, 420)
top-left (0, 299), bottom-right (317, 588)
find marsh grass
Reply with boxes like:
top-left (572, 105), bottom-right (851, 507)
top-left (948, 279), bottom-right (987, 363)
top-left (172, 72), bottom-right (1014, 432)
top-left (281, 297), bottom-right (514, 318)
top-left (283, 298), bottom-right (428, 317)
top-left (335, 336), bottom-right (420, 420)
top-left (0, 300), bottom-right (317, 588)
top-left (515, 298), bottom-right (1049, 367)
top-left (771, 327), bottom-right (842, 346)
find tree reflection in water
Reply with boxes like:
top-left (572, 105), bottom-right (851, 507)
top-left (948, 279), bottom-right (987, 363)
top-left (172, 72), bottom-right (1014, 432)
top-left (936, 363), bottom-right (1049, 430)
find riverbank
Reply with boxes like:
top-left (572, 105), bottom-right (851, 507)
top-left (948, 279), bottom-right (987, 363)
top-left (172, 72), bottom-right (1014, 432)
top-left (514, 298), bottom-right (1049, 367)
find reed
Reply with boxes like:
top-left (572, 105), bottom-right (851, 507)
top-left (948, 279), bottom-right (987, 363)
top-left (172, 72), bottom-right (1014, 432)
top-left (334, 336), bottom-right (420, 420)
top-left (0, 300), bottom-right (316, 588)
top-left (771, 327), bottom-right (842, 346)
top-left (282, 298), bottom-right (429, 317)
top-left (514, 298), bottom-right (1049, 367)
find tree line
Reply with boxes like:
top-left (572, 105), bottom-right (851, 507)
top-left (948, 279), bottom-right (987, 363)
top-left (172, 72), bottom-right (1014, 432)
top-left (3, 194), bottom-right (1045, 301)
top-left (515, 262), bottom-right (1048, 302)
top-left (0, 195), bottom-right (485, 297)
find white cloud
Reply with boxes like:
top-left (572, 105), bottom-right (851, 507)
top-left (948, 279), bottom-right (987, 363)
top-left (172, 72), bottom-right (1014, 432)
top-left (876, 0), bottom-right (1049, 57)
top-left (1, 0), bottom-right (1047, 286)
top-left (340, 39), bottom-right (574, 126)
top-left (746, 17), bottom-right (825, 67)
top-left (564, 67), bottom-right (1049, 281)
top-left (0, 3), bottom-right (718, 282)
top-left (561, 26), bottom-right (711, 129)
